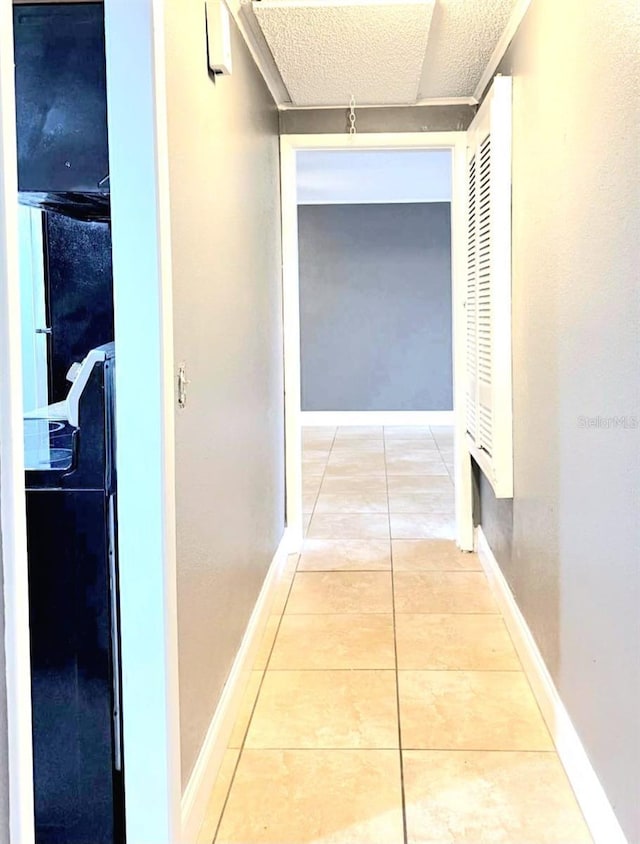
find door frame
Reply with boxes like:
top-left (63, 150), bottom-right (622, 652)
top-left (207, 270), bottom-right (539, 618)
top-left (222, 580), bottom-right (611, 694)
top-left (280, 132), bottom-right (474, 552)
top-left (104, 3), bottom-right (182, 841)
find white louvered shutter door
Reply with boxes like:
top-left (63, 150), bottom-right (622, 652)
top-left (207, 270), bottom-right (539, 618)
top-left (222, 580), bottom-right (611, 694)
top-left (465, 76), bottom-right (513, 498)
top-left (466, 149), bottom-right (478, 443)
top-left (476, 131), bottom-right (493, 457)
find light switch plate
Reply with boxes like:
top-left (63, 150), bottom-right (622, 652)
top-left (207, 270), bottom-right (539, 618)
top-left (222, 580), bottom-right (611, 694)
top-left (206, 0), bottom-right (233, 76)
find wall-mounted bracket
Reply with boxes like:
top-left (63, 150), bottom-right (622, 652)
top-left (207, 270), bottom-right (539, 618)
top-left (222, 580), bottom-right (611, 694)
top-left (206, 0), bottom-right (233, 76)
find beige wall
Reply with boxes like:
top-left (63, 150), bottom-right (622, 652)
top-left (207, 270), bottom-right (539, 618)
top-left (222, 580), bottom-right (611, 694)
top-left (479, 0), bottom-right (640, 839)
top-left (163, 2), bottom-right (285, 786)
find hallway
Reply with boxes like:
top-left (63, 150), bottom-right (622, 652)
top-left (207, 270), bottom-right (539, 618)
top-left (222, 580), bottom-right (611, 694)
top-left (197, 426), bottom-right (591, 843)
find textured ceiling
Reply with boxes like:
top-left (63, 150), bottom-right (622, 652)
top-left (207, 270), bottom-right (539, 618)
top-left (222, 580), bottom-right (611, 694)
top-left (250, 0), bottom-right (517, 106)
top-left (253, 1), bottom-right (435, 106)
top-left (418, 0), bottom-right (517, 98)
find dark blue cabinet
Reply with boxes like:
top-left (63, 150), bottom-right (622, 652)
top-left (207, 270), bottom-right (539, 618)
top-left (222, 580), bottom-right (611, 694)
top-left (13, 3), bottom-right (109, 194)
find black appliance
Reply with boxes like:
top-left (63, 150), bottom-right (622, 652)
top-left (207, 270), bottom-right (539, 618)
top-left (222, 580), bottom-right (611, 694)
top-left (13, 2), bottom-right (110, 219)
top-left (24, 343), bottom-right (125, 844)
top-left (44, 212), bottom-right (114, 403)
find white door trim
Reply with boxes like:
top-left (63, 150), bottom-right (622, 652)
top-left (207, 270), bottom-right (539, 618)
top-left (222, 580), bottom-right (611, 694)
top-left (280, 132), bottom-right (474, 552)
top-left (104, 2), bottom-right (182, 842)
top-left (0, 1), bottom-right (36, 839)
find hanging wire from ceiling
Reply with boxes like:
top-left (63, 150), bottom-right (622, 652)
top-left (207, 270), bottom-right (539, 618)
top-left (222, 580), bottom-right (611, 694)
top-left (348, 94), bottom-right (357, 137)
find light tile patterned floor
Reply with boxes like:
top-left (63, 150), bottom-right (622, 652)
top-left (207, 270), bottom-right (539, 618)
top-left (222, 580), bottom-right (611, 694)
top-left (199, 426), bottom-right (592, 844)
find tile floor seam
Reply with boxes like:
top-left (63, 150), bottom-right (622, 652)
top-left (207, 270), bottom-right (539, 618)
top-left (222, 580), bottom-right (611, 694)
top-left (383, 427), bottom-right (409, 844)
top-left (283, 610), bottom-right (502, 616)
top-left (396, 610), bottom-right (501, 615)
top-left (402, 747), bottom-right (560, 753)
top-left (429, 425), bottom-right (454, 483)
top-left (396, 667), bottom-right (523, 673)
top-left (296, 568), bottom-right (391, 573)
top-left (252, 667), bottom-right (524, 673)
top-left (255, 668), bottom-right (397, 672)
top-left (231, 746), bottom-right (404, 751)
top-left (274, 610), bottom-right (395, 617)
top-left (294, 572), bottom-right (494, 576)
top-left (305, 427), bottom-right (338, 535)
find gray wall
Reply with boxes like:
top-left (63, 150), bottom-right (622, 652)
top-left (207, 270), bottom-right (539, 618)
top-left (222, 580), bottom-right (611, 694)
top-left (0, 493), bottom-right (8, 844)
top-left (280, 104), bottom-right (475, 135)
top-left (163, 2), bottom-right (284, 787)
top-left (298, 202), bottom-right (452, 412)
top-left (477, 0), bottom-right (640, 839)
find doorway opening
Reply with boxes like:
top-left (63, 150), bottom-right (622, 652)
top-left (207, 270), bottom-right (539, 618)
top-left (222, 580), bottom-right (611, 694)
top-left (14, 4), bottom-right (124, 843)
top-left (2, 3), bottom-right (180, 841)
top-left (280, 133), bottom-right (474, 553)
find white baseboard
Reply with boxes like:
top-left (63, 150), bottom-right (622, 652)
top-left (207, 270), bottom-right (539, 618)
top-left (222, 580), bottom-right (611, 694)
top-left (286, 525), bottom-right (303, 555)
top-left (300, 410), bottom-right (455, 427)
top-left (180, 528), bottom-right (292, 843)
top-left (475, 528), bottom-right (628, 844)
